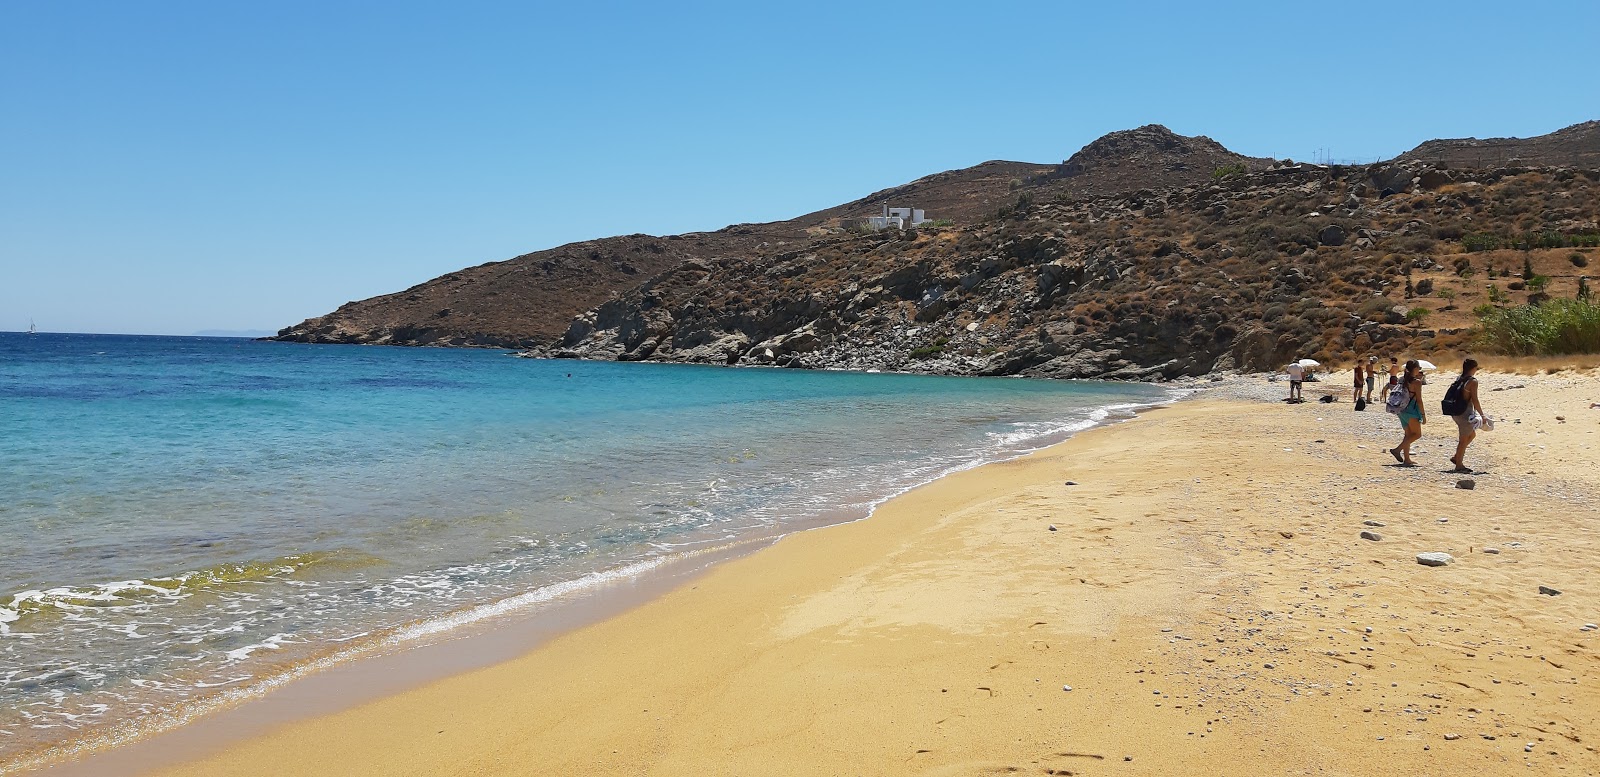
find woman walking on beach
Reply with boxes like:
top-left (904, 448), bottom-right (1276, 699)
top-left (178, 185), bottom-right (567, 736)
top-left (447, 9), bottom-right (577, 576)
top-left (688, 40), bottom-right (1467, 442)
top-left (1444, 358), bottom-right (1485, 473)
top-left (1388, 359), bottom-right (1425, 466)
top-left (1366, 356), bottom-right (1379, 402)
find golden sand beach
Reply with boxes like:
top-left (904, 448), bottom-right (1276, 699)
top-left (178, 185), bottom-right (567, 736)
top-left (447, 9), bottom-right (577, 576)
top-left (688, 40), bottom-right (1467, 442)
top-left (55, 370), bottom-right (1600, 776)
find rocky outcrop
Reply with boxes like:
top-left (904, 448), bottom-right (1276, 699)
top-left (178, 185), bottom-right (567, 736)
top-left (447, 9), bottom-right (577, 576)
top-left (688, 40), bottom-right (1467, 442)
top-left (1395, 120), bottom-right (1600, 169)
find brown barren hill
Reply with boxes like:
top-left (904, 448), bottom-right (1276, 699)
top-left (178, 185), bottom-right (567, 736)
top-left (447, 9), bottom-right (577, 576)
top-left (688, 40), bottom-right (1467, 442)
top-left (272, 124), bottom-right (1274, 349)
top-left (1037, 123), bottom-right (1272, 199)
top-left (1395, 119), bottom-right (1600, 169)
top-left (273, 235), bottom-right (720, 348)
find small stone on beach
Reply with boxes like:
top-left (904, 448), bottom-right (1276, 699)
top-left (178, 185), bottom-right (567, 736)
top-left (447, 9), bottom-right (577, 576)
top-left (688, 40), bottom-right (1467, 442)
top-left (1538, 586), bottom-right (1562, 596)
top-left (1483, 547), bottom-right (1500, 554)
top-left (1360, 531), bottom-right (1382, 542)
top-left (1363, 520), bottom-right (1385, 527)
top-left (1047, 524), bottom-right (1057, 531)
top-left (1456, 480), bottom-right (1476, 490)
top-left (1445, 733), bottom-right (1461, 741)
top-left (1416, 552), bottom-right (1453, 567)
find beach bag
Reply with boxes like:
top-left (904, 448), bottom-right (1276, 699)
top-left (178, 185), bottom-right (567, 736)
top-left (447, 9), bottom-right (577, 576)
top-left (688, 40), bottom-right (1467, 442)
top-left (1355, 397), bottom-right (1367, 412)
top-left (1384, 382), bottom-right (1409, 415)
top-left (1440, 376), bottom-right (1469, 416)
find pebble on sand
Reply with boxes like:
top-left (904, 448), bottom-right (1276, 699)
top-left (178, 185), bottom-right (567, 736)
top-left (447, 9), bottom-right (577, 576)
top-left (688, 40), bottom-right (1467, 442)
top-left (1416, 552), bottom-right (1454, 567)
top-left (1359, 530), bottom-right (1382, 542)
top-left (1538, 586), bottom-right (1562, 596)
top-left (1456, 479), bottom-right (1476, 490)
top-left (1363, 520), bottom-right (1385, 527)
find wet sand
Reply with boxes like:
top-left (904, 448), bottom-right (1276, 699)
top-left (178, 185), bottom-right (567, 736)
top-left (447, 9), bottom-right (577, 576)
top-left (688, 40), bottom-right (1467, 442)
top-left (52, 371), bottom-right (1600, 775)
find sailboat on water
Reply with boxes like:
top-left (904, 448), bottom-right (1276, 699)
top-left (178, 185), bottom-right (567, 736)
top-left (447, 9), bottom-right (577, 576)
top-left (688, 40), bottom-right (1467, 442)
top-left (28, 319), bottom-right (37, 336)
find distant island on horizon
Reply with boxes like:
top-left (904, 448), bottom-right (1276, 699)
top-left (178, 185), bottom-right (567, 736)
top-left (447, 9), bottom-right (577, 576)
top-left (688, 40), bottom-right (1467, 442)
top-left (194, 329), bottom-right (276, 338)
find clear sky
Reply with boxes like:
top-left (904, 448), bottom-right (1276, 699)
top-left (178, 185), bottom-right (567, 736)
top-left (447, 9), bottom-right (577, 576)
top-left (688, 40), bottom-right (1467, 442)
top-left (3, 1), bottom-right (1596, 335)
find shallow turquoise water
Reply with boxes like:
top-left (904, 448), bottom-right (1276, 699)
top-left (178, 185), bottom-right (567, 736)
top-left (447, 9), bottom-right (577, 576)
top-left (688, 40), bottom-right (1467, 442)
top-left (0, 332), bottom-right (1170, 758)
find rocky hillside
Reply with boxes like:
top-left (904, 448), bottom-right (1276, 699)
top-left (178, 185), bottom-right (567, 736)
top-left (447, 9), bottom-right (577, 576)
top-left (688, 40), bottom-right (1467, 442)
top-left (273, 125), bottom-right (1269, 347)
top-left (548, 163), bottom-right (1599, 378)
top-left (275, 122), bottom-right (1599, 376)
top-left (1041, 124), bottom-right (1272, 199)
top-left (1396, 120), bottom-right (1600, 169)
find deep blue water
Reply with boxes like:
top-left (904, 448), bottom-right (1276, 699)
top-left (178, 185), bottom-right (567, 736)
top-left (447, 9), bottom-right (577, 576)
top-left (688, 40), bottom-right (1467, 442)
top-left (0, 332), bottom-right (1170, 760)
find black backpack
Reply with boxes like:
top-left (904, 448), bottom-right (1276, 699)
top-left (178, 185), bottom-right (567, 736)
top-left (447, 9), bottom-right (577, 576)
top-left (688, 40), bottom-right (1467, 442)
top-left (1440, 376), bottom-right (1470, 416)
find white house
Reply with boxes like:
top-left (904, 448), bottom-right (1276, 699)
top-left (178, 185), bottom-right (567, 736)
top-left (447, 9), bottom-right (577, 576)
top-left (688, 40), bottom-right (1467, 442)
top-left (864, 204), bottom-right (929, 230)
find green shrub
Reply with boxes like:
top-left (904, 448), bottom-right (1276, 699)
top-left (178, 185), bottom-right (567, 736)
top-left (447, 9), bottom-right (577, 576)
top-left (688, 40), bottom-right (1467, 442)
top-left (1572, 252), bottom-right (1590, 268)
top-left (1406, 307), bottom-right (1431, 327)
top-left (1476, 299), bottom-right (1600, 355)
top-left (1211, 163), bottom-right (1247, 181)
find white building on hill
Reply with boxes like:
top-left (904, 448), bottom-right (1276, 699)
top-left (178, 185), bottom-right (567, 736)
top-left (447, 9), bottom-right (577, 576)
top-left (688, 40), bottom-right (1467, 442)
top-left (864, 204), bottom-right (929, 230)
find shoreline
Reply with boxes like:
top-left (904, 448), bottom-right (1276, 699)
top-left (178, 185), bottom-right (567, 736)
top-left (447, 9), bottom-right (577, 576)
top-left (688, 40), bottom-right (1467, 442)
top-left (16, 391), bottom-right (1177, 776)
top-left (23, 370), bottom-right (1600, 775)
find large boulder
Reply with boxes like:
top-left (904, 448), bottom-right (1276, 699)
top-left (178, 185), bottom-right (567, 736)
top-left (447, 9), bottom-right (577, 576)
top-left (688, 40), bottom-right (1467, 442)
top-left (1318, 224), bottom-right (1348, 247)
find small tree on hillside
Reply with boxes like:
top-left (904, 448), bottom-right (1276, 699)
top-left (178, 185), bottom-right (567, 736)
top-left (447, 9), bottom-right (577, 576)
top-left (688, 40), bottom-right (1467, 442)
top-left (1406, 307), bottom-right (1431, 327)
top-left (1523, 254), bottom-right (1535, 280)
top-left (1580, 276), bottom-right (1593, 302)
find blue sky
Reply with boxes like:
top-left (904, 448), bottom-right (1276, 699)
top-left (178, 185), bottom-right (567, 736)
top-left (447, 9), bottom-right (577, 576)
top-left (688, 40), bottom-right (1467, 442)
top-left (3, 1), bottom-right (1596, 335)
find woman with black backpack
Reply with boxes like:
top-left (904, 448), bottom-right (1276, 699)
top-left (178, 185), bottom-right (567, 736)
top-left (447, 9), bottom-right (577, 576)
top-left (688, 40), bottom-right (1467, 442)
top-left (1444, 358), bottom-right (1486, 473)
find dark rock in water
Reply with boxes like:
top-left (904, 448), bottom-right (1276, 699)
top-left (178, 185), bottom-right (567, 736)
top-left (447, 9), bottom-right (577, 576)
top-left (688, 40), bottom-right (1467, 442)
top-left (1456, 479), bottom-right (1475, 490)
top-left (1360, 530), bottom-right (1383, 542)
top-left (1538, 585), bottom-right (1562, 596)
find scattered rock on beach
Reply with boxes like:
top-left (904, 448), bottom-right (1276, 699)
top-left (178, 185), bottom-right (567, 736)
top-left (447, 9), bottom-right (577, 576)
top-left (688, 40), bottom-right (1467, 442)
top-left (1048, 524), bottom-right (1058, 531)
top-left (1360, 530), bottom-right (1383, 542)
top-left (1538, 585), bottom-right (1562, 596)
top-left (1363, 520), bottom-right (1386, 527)
top-left (1483, 547), bottom-right (1500, 554)
top-left (1445, 733), bottom-right (1462, 741)
top-left (1064, 481), bottom-right (1078, 486)
top-left (1416, 552), bottom-right (1453, 567)
top-left (1456, 479), bottom-right (1476, 490)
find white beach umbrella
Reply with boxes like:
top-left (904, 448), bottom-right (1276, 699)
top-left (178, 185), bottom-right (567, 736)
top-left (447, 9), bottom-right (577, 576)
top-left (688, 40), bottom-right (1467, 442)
top-left (1297, 358), bottom-right (1320, 368)
top-left (1416, 359), bottom-right (1438, 371)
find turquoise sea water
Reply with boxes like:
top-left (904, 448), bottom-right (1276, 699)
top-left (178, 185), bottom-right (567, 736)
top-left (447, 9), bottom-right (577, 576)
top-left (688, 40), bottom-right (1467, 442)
top-left (0, 333), bottom-right (1172, 763)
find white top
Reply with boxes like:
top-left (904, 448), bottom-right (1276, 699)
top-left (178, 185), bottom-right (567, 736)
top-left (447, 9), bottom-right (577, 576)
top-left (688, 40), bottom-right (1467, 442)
top-left (1286, 364), bottom-right (1303, 381)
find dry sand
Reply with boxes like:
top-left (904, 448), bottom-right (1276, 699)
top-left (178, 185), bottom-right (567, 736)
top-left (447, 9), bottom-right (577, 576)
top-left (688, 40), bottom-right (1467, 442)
top-left (85, 371), bottom-right (1600, 775)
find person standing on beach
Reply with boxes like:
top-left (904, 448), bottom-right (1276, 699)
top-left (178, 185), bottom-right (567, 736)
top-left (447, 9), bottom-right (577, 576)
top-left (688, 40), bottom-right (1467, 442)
top-left (1445, 358), bottom-right (1485, 473)
top-left (1365, 356), bottom-right (1379, 402)
top-left (1353, 361), bottom-right (1366, 404)
top-left (1389, 360), bottom-right (1425, 466)
top-left (1387, 357), bottom-right (1401, 391)
top-left (1285, 361), bottom-right (1304, 401)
